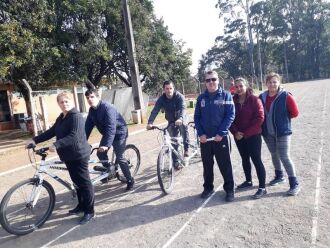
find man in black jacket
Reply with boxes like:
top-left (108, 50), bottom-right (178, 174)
top-left (85, 89), bottom-right (134, 190)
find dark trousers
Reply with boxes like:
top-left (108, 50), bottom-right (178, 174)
top-left (167, 124), bottom-right (190, 164)
top-left (200, 136), bottom-right (235, 193)
top-left (97, 138), bottom-right (132, 181)
top-left (66, 157), bottom-right (94, 214)
top-left (235, 134), bottom-right (266, 188)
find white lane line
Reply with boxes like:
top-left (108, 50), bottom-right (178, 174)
top-left (311, 86), bottom-right (327, 246)
top-left (162, 185), bottom-right (222, 248)
top-left (41, 175), bottom-right (158, 248)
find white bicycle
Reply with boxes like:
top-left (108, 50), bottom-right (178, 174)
top-left (149, 122), bottom-right (202, 194)
top-left (0, 144), bottom-right (140, 235)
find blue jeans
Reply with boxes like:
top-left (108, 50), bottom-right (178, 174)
top-left (97, 138), bottom-right (132, 181)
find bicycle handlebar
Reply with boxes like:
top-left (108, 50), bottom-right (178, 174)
top-left (147, 122), bottom-right (177, 132)
top-left (26, 144), bottom-right (49, 156)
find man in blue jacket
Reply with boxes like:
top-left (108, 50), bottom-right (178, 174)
top-left (194, 70), bottom-right (235, 201)
top-left (147, 80), bottom-right (189, 169)
top-left (85, 88), bottom-right (134, 190)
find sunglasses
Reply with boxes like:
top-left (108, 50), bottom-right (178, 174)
top-left (205, 78), bottom-right (217, 83)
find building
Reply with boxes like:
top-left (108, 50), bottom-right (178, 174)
top-left (0, 80), bottom-right (15, 131)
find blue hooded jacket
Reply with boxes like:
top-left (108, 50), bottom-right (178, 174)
top-left (148, 91), bottom-right (187, 124)
top-left (194, 88), bottom-right (235, 138)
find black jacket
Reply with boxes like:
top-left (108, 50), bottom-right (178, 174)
top-left (33, 108), bottom-right (91, 161)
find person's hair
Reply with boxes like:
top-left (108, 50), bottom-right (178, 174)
top-left (163, 80), bottom-right (174, 89)
top-left (204, 70), bottom-right (218, 80)
top-left (57, 91), bottom-right (72, 102)
top-left (234, 77), bottom-right (248, 86)
top-left (234, 77), bottom-right (253, 93)
top-left (266, 72), bottom-right (281, 84)
top-left (85, 88), bottom-right (99, 97)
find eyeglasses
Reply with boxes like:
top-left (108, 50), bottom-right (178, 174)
top-left (205, 78), bottom-right (217, 83)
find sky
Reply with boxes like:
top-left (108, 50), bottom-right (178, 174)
top-left (152, 0), bottom-right (224, 74)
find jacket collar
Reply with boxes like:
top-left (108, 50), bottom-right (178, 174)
top-left (60, 107), bottom-right (78, 118)
top-left (204, 88), bottom-right (222, 97)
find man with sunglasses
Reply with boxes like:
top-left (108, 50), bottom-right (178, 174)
top-left (147, 80), bottom-right (189, 170)
top-left (84, 88), bottom-right (134, 191)
top-left (194, 70), bottom-right (235, 202)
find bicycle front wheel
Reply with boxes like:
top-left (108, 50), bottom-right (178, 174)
top-left (0, 178), bottom-right (55, 235)
top-left (157, 147), bottom-right (174, 194)
top-left (117, 144), bottom-right (141, 182)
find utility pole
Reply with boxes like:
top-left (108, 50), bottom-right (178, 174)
top-left (22, 79), bottom-right (37, 137)
top-left (121, 0), bottom-right (145, 121)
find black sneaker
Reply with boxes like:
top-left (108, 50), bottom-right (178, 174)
top-left (200, 189), bottom-right (214, 199)
top-left (269, 177), bottom-right (285, 186)
top-left (225, 192), bottom-right (235, 202)
top-left (236, 181), bottom-right (253, 189)
top-left (100, 178), bottom-right (109, 184)
top-left (287, 184), bottom-right (300, 196)
top-left (79, 213), bottom-right (95, 225)
top-left (126, 177), bottom-right (135, 191)
top-left (252, 188), bottom-right (267, 199)
top-left (68, 206), bottom-right (83, 215)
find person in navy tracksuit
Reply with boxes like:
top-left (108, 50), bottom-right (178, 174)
top-left (194, 70), bottom-right (235, 202)
top-left (85, 88), bottom-right (134, 191)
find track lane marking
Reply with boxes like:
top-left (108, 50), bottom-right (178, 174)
top-left (311, 85), bottom-right (327, 246)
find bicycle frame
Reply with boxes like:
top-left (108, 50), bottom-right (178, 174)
top-left (29, 147), bottom-right (118, 198)
top-left (162, 128), bottom-right (185, 166)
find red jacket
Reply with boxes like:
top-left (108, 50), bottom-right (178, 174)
top-left (230, 90), bottom-right (264, 139)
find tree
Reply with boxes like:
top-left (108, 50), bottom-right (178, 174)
top-left (0, 0), bottom-right (192, 96)
top-left (199, 0), bottom-right (330, 82)
top-left (217, 0), bottom-right (257, 78)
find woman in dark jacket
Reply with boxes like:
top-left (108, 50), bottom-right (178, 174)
top-left (27, 92), bottom-right (94, 225)
top-left (230, 77), bottom-right (267, 199)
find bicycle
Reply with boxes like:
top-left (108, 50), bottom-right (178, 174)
top-left (149, 121), bottom-right (201, 194)
top-left (0, 144), bottom-right (140, 236)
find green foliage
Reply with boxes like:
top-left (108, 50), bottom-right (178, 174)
top-left (0, 0), bottom-right (192, 95)
top-left (200, 0), bottom-right (330, 82)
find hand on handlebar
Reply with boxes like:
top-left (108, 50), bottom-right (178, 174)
top-left (175, 119), bottom-right (183, 126)
top-left (49, 145), bottom-right (56, 152)
top-left (25, 140), bottom-right (36, 149)
top-left (98, 146), bottom-right (109, 152)
top-left (146, 124), bottom-right (153, 130)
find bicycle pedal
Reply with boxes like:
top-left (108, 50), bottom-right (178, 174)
top-left (100, 178), bottom-right (109, 184)
top-left (93, 166), bottom-right (108, 172)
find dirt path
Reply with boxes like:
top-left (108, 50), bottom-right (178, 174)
top-left (0, 79), bottom-right (329, 248)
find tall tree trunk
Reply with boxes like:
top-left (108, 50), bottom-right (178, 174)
top-left (245, 0), bottom-right (256, 79)
top-left (283, 40), bottom-right (289, 83)
top-left (257, 29), bottom-right (263, 90)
